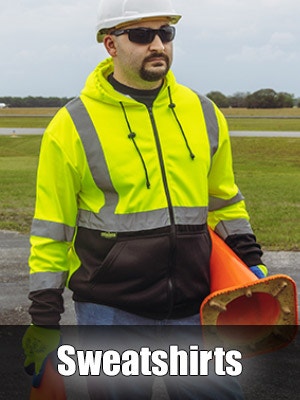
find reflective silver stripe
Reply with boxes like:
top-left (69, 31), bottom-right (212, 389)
top-left (31, 219), bottom-right (75, 242)
top-left (209, 190), bottom-right (245, 211)
top-left (215, 219), bottom-right (253, 239)
top-left (78, 208), bottom-right (170, 231)
top-left (174, 206), bottom-right (208, 225)
top-left (30, 271), bottom-right (68, 291)
top-left (77, 206), bottom-right (208, 231)
top-left (197, 94), bottom-right (219, 159)
top-left (66, 97), bottom-right (120, 226)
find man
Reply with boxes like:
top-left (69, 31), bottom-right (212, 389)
top-left (23, 0), bottom-right (267, 398)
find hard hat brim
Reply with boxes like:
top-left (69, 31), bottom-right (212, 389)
top-left (96, 13), bottom-right (181, 43)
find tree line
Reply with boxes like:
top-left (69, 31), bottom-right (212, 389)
top-left (206, 89), bottom-right (300, 108)
top-left (0, 89), bottom-right (300, 108)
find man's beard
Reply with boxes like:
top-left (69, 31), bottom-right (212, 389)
top-left (139, 53), bottom-right (170, 82)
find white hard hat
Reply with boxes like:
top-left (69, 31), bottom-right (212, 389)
top-left (96, 0), bottom-right (182, 42)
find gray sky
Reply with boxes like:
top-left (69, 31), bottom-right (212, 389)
top-left (1, 0), bottom-right (299, 98)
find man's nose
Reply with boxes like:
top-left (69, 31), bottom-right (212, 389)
top-left (149, 34), bottom-right (165, 51)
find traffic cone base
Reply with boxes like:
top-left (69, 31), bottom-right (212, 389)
top-left (200, 228), bottom-right (298, 356)
top-left (200, 274), bottom-right (298, 355)
top-left (201, 274), bottom-right (297, 326)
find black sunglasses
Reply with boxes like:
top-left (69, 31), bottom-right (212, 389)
top-left (111, 26), bottom-right (176, 44)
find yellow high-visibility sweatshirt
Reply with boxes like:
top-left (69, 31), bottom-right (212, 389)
top-left (28, 58), bottom-right (262, 325)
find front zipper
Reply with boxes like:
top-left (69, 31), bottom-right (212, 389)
top-left (147, 106), bottom-right (176, 318)
top-left (147, 106), bottom-right (175, 225)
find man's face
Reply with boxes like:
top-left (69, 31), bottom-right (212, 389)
top-left (105, 18), bottom-right (174, 89)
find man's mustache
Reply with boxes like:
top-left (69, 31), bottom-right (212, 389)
top-left (144, 53), bottom-right (169, 64)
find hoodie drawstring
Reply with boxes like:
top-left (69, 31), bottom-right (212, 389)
top-left (167, 87), bottom-right (196, 160)
top-left (120, 88), bottom-right (195, 190)
top-left (120, 102), bottom-right (151, 189)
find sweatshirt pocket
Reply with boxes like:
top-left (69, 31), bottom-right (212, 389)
top-left (72, 227), bottom-right (171, 290)
top-left (72, 227), bottom-right (121, 283)
top-left (90, 233), bottom-right (171, 287)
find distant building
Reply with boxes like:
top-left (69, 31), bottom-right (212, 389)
top-left (0, 103), bottom-right (7, 109)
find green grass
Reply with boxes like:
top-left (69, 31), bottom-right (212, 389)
top-left (5, 115), bottom-right (299, 131)
top-left (223, 107), bottom-right (300, 131)
top-left (231, 137), bottom-right (300, 250)
top-left (227, 118), bottom-right (300, 131)
top-left (0, 135), bottom-right (299, 250)
top-left (1, 107), bottom-right (300, 131)
top-left (222, 107), bottom-right (300, 117)
top-left (0, 136), bottom-right (42, 231)
top-left (0, 135), bottom-right (42, 157)
top-left (0, 116), bottom-right (51, 128)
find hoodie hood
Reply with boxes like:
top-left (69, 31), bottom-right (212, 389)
top-left (80, 57), bottom-right (177, 106)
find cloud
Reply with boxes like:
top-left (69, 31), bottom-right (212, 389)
top-left (1, 0), bottom-right (300, 97)
top-left (269, 32), bottom-right (296, 46)
top-left (226, 33), bottom-right (298, 63)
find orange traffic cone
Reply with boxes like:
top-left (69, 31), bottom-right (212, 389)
top-left (200, 228), bottom-right (298, 356)
top-left (30, 358), bottom-right (67, 400)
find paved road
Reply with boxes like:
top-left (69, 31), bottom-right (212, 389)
top-left (0, 128), bottom-right (45, 135)
top-left (1, 230), bottom-right (299, 325)
top-left (0, 230), bottom-right (299, 399)
top-left (0, 230), bottom-right (75, 325)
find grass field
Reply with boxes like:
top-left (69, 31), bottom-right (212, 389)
top-left (227, 118), bottom-right (300, 131)
top-left (222, 108), bottom-right (300, 132)
top-left (1, 107), bottom-right (300, 117)
top-left (0, 116), bottom-right (52, 128)
top-left (0, 136), bottom-right (41, 232)
top-left (0, 108), bottom-right (56, 128)
top-left (222, 107), bottom-right (300, 131)
top-left (1, 107), bottom-right (300, 131)
top-left (0, 134), bottom-right (299, 250)
top-left (221, 107), bottom-right (300, 117)
top-left (231, 137), bottom-right (300, 250)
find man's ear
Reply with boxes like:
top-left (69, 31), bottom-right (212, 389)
top-left (103, 35), bottom-right (117, 57)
